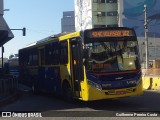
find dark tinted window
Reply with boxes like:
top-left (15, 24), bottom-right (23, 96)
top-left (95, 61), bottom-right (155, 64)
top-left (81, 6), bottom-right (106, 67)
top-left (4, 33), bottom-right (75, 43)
top-left (45, 42), bottom-right (59, 65)
top-left (60, 41), bottom-right (68, 64)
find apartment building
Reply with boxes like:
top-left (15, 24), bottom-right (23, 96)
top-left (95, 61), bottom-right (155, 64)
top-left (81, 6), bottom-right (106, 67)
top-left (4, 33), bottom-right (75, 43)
top-left (75, 0), bottom-right (118, 31)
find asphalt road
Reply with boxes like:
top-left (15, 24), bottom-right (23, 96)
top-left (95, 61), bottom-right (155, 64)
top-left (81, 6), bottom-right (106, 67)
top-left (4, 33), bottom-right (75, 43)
top-left (0, 84), bottom-right (160, 118)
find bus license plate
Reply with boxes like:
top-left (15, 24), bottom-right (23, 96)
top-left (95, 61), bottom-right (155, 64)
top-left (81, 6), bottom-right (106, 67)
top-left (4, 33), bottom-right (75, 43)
top-left (116, 91), bottom-right (126, 95)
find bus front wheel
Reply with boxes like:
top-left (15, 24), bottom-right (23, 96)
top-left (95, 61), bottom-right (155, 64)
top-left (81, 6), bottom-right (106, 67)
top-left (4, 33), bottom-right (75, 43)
top-left (62, 81), bottom-right (73, 101)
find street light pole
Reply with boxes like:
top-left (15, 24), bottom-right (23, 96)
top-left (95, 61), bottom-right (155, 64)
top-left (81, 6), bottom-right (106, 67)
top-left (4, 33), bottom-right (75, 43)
top-left (141, 42), bottom-right (145, 63)
top-left (144, 4), bottom-right (149, 69)
top-left (10, 27), bottom-right (26, 36)
top-left (3, 9), bottom-right (10, 11)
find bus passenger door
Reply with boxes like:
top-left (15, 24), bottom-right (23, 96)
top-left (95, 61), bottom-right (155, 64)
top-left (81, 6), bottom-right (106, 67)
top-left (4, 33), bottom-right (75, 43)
top-left (70, 39), bottom-right (83, 98)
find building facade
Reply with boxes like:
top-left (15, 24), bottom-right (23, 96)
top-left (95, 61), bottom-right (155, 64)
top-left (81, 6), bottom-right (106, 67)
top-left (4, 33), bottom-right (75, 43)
top-left (75, 0), bottom-right (118, 31)
top-left (119, 0), bottom-right (160, 38)
top-left (61, 11), bottom-right (75, 33)
top-left (138, 37), bottom-right (160, 62)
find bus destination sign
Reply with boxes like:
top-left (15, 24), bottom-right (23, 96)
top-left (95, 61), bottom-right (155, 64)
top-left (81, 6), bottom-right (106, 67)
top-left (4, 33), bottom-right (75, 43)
top-left (89, 30), bottom-right (134, 38)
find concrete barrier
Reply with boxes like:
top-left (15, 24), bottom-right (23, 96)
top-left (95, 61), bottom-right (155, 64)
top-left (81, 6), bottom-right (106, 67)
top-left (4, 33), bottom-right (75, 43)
top-left (150, 77), bottom-right (160, 90)
top-left (142, 69), bottom-right (160, 90)
top-left (142, 77), bottom-right (160, 90)
top-left (142, 77), bottom-right (150, 90)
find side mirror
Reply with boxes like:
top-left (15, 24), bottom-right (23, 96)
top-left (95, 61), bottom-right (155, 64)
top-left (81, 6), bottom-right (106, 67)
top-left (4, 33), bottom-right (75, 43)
top-left (83, 49), bottom-right (89, 59)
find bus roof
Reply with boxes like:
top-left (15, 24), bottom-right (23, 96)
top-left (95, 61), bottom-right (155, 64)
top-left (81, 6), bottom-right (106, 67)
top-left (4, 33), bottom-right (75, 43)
top-left (59, 31), bottom-right (80, 41)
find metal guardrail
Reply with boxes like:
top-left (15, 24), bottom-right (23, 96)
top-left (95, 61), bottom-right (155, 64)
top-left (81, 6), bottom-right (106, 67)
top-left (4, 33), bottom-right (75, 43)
top-left (0, 74), bottom-right (18, 100)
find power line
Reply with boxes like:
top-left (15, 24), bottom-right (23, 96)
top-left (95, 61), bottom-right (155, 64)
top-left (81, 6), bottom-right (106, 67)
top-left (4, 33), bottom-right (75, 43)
top-left (26, 28), bottom-right (55, 36)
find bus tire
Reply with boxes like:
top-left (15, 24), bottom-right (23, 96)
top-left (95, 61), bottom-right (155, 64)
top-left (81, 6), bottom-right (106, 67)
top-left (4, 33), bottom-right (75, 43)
top-left (62, 81), bottom-right (73, 102)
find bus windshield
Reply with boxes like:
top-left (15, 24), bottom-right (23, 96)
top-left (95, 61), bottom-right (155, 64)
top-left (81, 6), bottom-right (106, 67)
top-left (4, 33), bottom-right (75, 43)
top-left (84, 40), bottom-right (140, 72)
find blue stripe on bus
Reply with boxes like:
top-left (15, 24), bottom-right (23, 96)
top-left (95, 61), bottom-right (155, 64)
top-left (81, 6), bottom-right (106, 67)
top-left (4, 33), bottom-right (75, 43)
top-left (37, 67), bottom-right (62, 95)
top-left (86, 71), bottom-right (141, 90)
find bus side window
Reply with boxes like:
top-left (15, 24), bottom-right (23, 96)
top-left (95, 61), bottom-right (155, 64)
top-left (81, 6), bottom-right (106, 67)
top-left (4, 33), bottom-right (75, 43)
top-left (32, 54), bottom-right (38, 66)
top-left (59, 41), bottom-right (68, 64)
top-left (29, 54), bottom-right (32, 65)
top-left (39, 48), bottom-right (45, 66)
top-left (52, 42), bottom-right (59, 65)
top-left (19, 50), bottom-right (28, 67)
top-left (45, 44), bottom-right (52, 65)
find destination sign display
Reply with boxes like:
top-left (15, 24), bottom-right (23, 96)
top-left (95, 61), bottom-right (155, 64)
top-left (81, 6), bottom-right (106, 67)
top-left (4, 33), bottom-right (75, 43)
top-left (89, 30), bottom-right (134, 38)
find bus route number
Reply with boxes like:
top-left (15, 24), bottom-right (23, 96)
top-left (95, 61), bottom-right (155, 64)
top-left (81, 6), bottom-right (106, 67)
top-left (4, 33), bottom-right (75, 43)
top-left (90, 30), bottom-right (132, 38)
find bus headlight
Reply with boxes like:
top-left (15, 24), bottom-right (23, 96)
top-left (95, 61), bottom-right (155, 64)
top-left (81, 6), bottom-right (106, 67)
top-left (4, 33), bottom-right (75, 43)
top-left (88, 80), bottom-right (102, 91)
top-left (95, 84), bottom-right (102, 91)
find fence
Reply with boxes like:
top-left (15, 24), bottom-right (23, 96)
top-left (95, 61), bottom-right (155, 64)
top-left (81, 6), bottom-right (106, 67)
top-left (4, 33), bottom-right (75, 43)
top-left (0, 74), bottom-right (18, 100)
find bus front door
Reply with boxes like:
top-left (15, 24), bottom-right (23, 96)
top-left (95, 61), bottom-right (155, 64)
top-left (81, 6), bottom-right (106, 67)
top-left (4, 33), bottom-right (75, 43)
top-left (70, 40), bottom-right (82, 98)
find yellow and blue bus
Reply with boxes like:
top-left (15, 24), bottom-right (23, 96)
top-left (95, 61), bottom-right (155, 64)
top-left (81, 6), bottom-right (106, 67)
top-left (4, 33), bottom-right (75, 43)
top-left (19, 27), bottom-right (143, 101)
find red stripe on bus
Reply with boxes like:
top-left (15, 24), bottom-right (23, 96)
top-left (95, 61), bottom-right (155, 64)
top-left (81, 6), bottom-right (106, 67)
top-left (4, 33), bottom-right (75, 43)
top-left (90, 70), bottom-right (141, 76)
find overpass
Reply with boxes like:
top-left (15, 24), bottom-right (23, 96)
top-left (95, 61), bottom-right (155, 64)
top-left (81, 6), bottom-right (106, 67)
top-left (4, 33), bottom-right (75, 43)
top-left (0, 0), bottom-right (17, 105)
top-left (0, 0), bottom-right (14, 45)
top-left (0, 0), bottom-right (14, 70)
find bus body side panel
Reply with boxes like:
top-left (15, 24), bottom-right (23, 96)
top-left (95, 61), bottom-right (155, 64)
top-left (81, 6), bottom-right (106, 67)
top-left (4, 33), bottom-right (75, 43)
top-left (20, 66), bottom-right (62, 95)
top-left (19, 67), bottom-right (31, 86)
top-left (39, 66), bottom-right (62, 95)
top-left (59, 64), bottom-right (71, 88)
top-left (79, 67), bottom-right (89, 100)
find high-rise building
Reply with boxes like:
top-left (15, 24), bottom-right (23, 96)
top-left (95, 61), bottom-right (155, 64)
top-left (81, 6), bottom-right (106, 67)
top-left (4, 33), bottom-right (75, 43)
top-left (61, 11), bottom-right (75, 33)
top-left (75, 0), bottom-right (118, 31)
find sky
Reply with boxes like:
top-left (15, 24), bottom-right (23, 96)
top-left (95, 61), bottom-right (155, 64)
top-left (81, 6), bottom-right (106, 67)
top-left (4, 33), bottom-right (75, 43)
top-left (3, 0), bottom-right (74, 58)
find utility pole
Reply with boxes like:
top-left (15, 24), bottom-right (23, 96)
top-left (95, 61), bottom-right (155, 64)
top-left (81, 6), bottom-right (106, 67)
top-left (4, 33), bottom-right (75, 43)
top-left (144, 4), bottom-right (149, 69)
top-left (154, 33), bottom-right (156, 60)
top-left (117, 0), bottom-right (123, 27)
